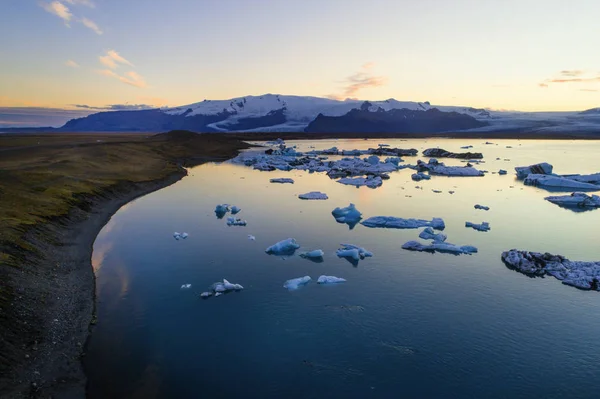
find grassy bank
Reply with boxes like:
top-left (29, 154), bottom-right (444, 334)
top-left (0, 131), bottom-right (251, 396)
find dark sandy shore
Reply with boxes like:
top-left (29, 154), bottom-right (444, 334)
top-left (0, 132), bottom-right (251, 398)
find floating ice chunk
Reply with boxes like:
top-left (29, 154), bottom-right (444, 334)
top-left (200, 292), bottom-right (213, 298)
top-left (270, 178), bottom-right (295, 184)
top-left (211, 278), bottom-right (244, 294)
top-left (215, 204), bottom-right (230, 218)
top-left (299, 191), bottom-right (328, 200)
top-left (423, 148), bottom-right (483, 159)
top-left (337, 176), bottom-right (382, 188)
top-left (432, 190), bottom-right (442, 193)
top-left (474, 204), bottom-right (490, 211)
top-left (460, 145), bottom-right (474, 149)
top-left (265, 238), bottom-right (301, 255)
top-left (562, 173), bottom-right (600, 185)
top-left (361, 216), bottom-right (445, 230)
top-left (215, 292), bottom-right (223, 297)
top-left (501, 249), bottom-right (600, 290)
top-left (337, 243), bottom-right (373, 260)
top-left (498, 169), bottom-right (507, 175)
top-left (545, 192), bottom-right (600, 208)
top-left (180, 284), bottom-right (192, 289)
top-left (300, 249), bottom-right (325, 259)
top-left (227, 217), bottom-right (247, 226)
top-left (230, 206), bottom-right (241, 214)
top-left (173, 232), bottom-right (188, 240)
top-left (331, 203), bottom-right (362, 228)
top-left (515, 163), bottom-right (553, 179)
top-left (417, 159), bottom-right (484, 177)
top-left (411, 172), bottom-right (431, 181)
top-left (419, 227), bottom-right (447, 242)
top-left (524, 174), bottom-right (600, 191)
top-left (402, 240), bottom-right (478, 255)
top-left (248, 235), bottom-right (256, 241)
top-left (466, 221), bottom-right (490, 232)
top-left (317, 275), bottom-right (347, 284)
top-left (181, 232), bottom-right (188, 239)
top-left (284, 276), bottom-right (312, 290)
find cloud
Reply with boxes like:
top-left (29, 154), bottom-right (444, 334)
top-left (560, 70), bottom-right (584, 77)
top-left (327, 63), bottom-right (388, 100)
top-left (97, 69), bottom-right (147, 89)
top-left (538, 83), bottom-right (548, 88)
top-left (41, 1), bottom-right (73, 25)
top-left (81, 17), bottom-right (102, 34)
top-left (65, 59), bottom-right (79, 68)
top-left (72, 104), bottom-right (156, 110)
top-left (64, 0), bottom-right (95, 7)
top-left (98, 50), bottom-right (133, 69)
top-left (540, 70), bottom-right (600, 87)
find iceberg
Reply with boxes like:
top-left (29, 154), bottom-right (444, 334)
top-left (465, 221), bottom-right (490, 232)
top-left (226, 217), bottom-right (247, 226)
top-left (180, 284), bottom-right (192, 289)
top-left (215, 204), bottom-right (230, 219)
top-left (562, 173), bottom-right (600, 185)
top-left (230, 206), bottom-right (241, 214)
top-left (265, 238), bottom-right (301, 255)
top-left (300, 249), bottom-right (324, 259)
top-left (331, 203), bottom-right (362, 228)
top-left (474, 204), bottom-right (490, 211)
top-left (411, 172), bottom-right (431, 181)
top-left (200, 291), bottom-right (213, 298)
top-left (283, 276), bottom-right (312, 290)
top-left (248, 235), bottom-right (256, 241)
top-left (544, 192), bottom-right (600, 208)
top-left (422, 148), bottom-right (483, 159)
top-left (270, 178), bottom-right (295, 184)
top-left (336, 243), bottom-right (373, 260)
top-left (501, 249), bottom-right (600, 290)
top-left (417, 159), bottom-right (484, 177)
top-left (515, 162), bottom-right (553, 179)
top-left (173, 232), bottom-right (189, 240)
top-left (402, 240), bottom-right (478, 255)
top-left (201, 279), bottom-right (244, 298)
top-left (460, 145), bottom-right (474, 149)
top-left (361, 216), bottom-right (445, 230)
top-left (299, 191), bottom-right (328, 200)
top-left (418, 227), bottom-right (447, 242)
top-left (498, 169), bottom-right (507, 175)
top-left (524, 174), bottom-right (600, 191)
top-left (337, 175), bottom-right (382, 188)
top-left (317, 275), bottom-right (347, 284)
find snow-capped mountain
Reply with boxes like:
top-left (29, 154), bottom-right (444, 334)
top-left (59, 94), bottom-right (600, 135)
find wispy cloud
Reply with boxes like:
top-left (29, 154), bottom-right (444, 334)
top-left (72, 103), bottom-right (155, 110)
top-left (41, 1), bottom-right (73, 25)
top-left (580, 89), bottom-right (598, 92)
top-left (97, 69), bottom-right (147, 89)
top-left (538, 83), bottom-right (548, 88)
top-left (65, 59), bottom-right (79, 68)
top-left (98, 50), bottom-right (133, 69)
top-left (540, 70), bottom-right (600, 87)
top-left (64, 0), bottom-right (95, 7)
top-left (81, 17), bottom-right (102, 34)
top-left (560, 70), bottom-right (584, 77)
top-left (327, 63), bottom-right (388, 100)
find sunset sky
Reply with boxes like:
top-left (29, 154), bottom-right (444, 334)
top-left (1, 0), bottom-right (599, 116)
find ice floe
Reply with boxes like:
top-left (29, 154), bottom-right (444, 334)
top-left (270, 178), bottom-right (295, 184)
top-left (226, 217), bottom-right (247, 226)
top-left (417, 159), bottom-right (484, 177)
top-left (265, 238), bottom-right (301, 255)
top-left (173, 232), bottom-right (189, 240)
top-left (524, 174), bottom-right (600, 191)
top-left (515, 162), bottom-right (553, 179)
top-left (201, 279), bottom-right (244, 299)
top-left (336, 244), bottom-right (373, 260)
top-left (361, 216), bottom-right (445, 230)
top-left (465, 221), bottom-right (490, 232)
top-left (402, 240), bottom-right (478, 255)
top-left (474, 204), bottom-right (490, 211)
top-left (545, 192), bottom-right (600, 208)
top-left (300, 249), bottom-right (325, 259)
top-left (411, 172), bottom-right (431, 181)
top-left (501, 249), bottom-right (600, 290)
top-left (562, 173), bottom-right (600, 185)
top-left (200, 292), bottom-right (213, 298)
top-left (337, 175), bottom-right (382, 188)
top-left (180, 284), bottom-right (192, 289)
top-left (215, 204), bottom-right (230, 218)
top-left (418, 227), bottom-right (447, 242)
top-left (299, 191), bottom-right (329, 200)
top-left (284, 276), bottom-right (312, 290)
top-left (317, 275), bottom-right (347, 284)
top-left (331, 203), bottom-right (362, 229)
top-left (423, 148), bottom-right (483, 159)
top-left (230, 206), bottom-right (241, 214)
top-left (498, 169), bottom-right (507, 175)
top-left (248, 235), bottom-right (256, 241)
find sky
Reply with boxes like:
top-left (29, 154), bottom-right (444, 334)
top-left (1, 0), bottom-right (599, 125)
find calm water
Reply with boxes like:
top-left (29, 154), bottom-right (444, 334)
top-left (85, 139), bottom-right (600, 398)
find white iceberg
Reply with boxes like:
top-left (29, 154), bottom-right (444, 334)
top-left (265, 238), bottom-right (301, 255)
top-left (501, 249), bottom-right (600, 290)
top-left (515, 162), bottom-right (553, 179)
top-left (270, 178), bottom-right (295, 184)
top-left (524, 174), bottom-right (600, 191)
top-left (474, 204), bottom-right (490, 211)
top-left (284, 276), bottom-right (312, 290)
top-left (300, 249), bottom-right (324, 259)
top-left (337, 175), bottom-right (383, 188)
top-left (248, 235), bottom-right (256, 241)
top-left (215, 204), bottom-right (230, 218)
top-left (417, 159), bottom-right (484, 177)
top-left (180, 284), bottom-right (192, 289)
top-left (200, 291), bottom-right (213, 298)
top-left (173, 232), bottom-right (188, 240)
top-left (465, 221), bottom-right (490, 232)
top-left (299, 191), bottom-right (328, 200)
top-left (411, 172), bottom-right (431, 181)
top-left (317, 275), bottom-right (347, 284)
top-left (418, 227), bottom-right (447, 242)
top-left (230, 206), bottom-right (241, 214)
top-left (211, 278), bottom-right (244, 293)
top-left (402, 240), bottom-right (478, 255)
top-left (336, 244), bottom-right (373, 260)
top-left (331, 203), bottom-right (363, 226)
top-left (361, 216), bottom-right (445, 230)
top-left (544, 192), bottom-right (600, 208)
top-left (226, 217), bottom-right (247, 226)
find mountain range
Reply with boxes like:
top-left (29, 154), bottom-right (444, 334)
top-left (13, 95), bottom-right (600, 135)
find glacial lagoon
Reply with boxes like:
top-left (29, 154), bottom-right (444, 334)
top-left (85, 139), bottom-right (600, 398)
